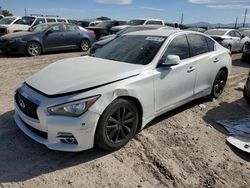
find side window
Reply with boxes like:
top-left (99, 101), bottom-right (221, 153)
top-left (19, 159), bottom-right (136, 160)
top-left (206, 37), bottom-right (215, 52)
top-left (163, 35), bottom-right (190, 60)
top-left (146, 21), bottom-right (162, 25)
top-left (228, 31), bottom-right (236, 37)
top-left (57, 19), bottom-right (66, 23)
top-left (50, 25), bottom-right (64, 32)
top-left (46, 18), bottom-right (56, 23)
top-left (33, 18), bottom-right (46, 26)
top-left (65, 24), bottom-right (78, 32)
top-left (188, 34), bottom-right (209, 56)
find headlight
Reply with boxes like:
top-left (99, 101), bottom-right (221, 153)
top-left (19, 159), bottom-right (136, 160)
top-left (47, 95), bottom-right (100, 117)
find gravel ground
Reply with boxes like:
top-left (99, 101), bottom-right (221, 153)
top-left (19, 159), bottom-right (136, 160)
top-left (0, 51), bottom-right (250, 188)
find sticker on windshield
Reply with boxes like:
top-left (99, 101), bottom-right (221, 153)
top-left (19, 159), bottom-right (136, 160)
top-left (146, 37), bottom-right (165, 42)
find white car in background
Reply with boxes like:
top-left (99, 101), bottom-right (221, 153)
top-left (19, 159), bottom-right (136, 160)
top-left (205, 29), bottom-right (250, 52)
top-left (110, 18), bottom-right (165, 34)
top-left (14, 30), bottom-right (231, 152)
top-left (0, 16), bottom-right (24, 36)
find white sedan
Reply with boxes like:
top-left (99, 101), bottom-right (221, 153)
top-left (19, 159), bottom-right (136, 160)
top-left (14, 30), bottom-right (231, 152)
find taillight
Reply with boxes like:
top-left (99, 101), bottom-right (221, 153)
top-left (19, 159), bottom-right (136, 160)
top-left (87, 30), bottom-right (95, 35)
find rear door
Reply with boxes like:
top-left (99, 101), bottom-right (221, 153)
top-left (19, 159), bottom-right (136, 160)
top-left (154, 34), bottom-right (196, 112)
top-left (63, 24), bottom-right (81, 48)
top-left (187, 34), bottom-right (219, 94)
top-left (42, 24), bottom-right (65, 50)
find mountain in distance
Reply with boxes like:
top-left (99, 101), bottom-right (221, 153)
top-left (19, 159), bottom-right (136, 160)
top-left (186, 21), bottom-right (250, 28)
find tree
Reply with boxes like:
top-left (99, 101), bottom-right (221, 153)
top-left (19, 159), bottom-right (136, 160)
top-left (2, 10), bottom-right (13, 16)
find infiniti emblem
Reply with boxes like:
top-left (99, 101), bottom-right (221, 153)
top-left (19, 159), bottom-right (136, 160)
top-left (19, 99), bottom-right (25, 109)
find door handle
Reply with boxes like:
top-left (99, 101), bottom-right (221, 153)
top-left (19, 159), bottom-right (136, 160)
top-left (213, 58), bottom-right (219, 63)
top-left (187, 66), bottom-right (195, 73)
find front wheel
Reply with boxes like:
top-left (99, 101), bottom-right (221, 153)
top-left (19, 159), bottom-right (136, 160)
top-left (95, 99), bottom-right (139, 151)
top-left (80, 39), bottom-right (90, 52)
top-left (210, 69), bottom-right (227, 99)
top-left (26, 42), bottom-right (41, 56)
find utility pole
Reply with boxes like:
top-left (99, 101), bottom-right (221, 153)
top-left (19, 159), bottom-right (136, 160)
top-left (243, 8), bottom-right (248, 27)
top-left (235, 16), bottom-right (238, 29)
top-left (25, 8), bottom-right (27, 16)
top-left (0, 6), bottom-right (2, 15)
top-left (181, 13), bottom-right (184, 25)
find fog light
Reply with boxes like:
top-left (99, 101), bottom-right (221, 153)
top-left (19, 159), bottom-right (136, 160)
top-left (57, 132), bottom-right (78, 144)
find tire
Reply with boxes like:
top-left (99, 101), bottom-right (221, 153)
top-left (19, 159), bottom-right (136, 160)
top-left (244, 86), bottom-right (250, 103)
top-left (80, 39), bottom-right (90, 52)
top-left (95, 99), bottom-right (139, 151)
top-left (210, 69), bottom-right (227, 99)
top-left (26, 42), bottom-right (41, 56)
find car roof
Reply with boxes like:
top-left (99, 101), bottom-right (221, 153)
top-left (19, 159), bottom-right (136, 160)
top-left (207, 28), bottom-right (234, 32)
top-left (125, 30), bottom-right (194, 37)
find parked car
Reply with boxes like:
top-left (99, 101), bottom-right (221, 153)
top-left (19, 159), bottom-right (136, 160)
top-left (244, 71), bottom-right (250, 102)
top-left (110, 18), bottom-right (165, 34)
top-left (0, 23), bottom-right (96, 56)
top-left (238, 27), bottom-right (250, 33)
top-left (14, 30), bottom-right (231, 152)
top-left (204, 29), bottom-right (249, 52)
top-left (86, 20), bottom-right (127, 39)
top-left (90, 25), bottom-right (177, 54)
top-left (242, 42), bottom-right (250, 62)
top-left (0, 16), bottom-right (24, 36)
top-left (241, 30), bottom-right (250, 38)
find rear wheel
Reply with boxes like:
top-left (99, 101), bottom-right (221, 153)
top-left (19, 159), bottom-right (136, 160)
top-left (26, 42), bottom-right (41, 56)
top-left (80, 39), bottom-right (90, 52)
top-left (95, 99), bottom-right (139, 151)
top-left (210, 69), bottom-right (227, 99)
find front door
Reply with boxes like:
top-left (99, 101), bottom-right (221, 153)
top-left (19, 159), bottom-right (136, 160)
top-left (154, 34), bottom-right (196, 112)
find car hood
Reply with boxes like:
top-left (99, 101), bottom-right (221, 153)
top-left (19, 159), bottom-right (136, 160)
top-left (1, 31), bottom-right (36, 39)
top-left (26, 56), bottom-right (143, 96)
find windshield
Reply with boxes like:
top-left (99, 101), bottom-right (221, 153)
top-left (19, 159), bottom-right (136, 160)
top-left (128, 20), bottom-right (146, 25)
top-left (204, 30), bottom-right (227, 36)
top-left (93, 35), bottom-right (165, 65)
top-left (32, 24), bottom-right (50, 32)
top-left (15, 17), bottom-right (35, 25)
top-left (0, 17), bottom-right (15, 24)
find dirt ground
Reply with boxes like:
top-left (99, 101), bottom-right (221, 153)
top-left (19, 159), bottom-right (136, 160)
top-left (0, 51), bottom-right (250, 188)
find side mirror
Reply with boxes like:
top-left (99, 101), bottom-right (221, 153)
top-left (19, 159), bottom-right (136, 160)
top-left (45, 29), bottom-right (53, 35)
top-left (161, 55), bottom-right (180, 66)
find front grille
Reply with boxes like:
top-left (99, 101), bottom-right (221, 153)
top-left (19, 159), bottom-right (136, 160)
top-left (15, 91), bottom-right (39, 119)
top-left (21, 118), bottom-right (48, 139)
top-left (0, 28), bottom-right (7, 36)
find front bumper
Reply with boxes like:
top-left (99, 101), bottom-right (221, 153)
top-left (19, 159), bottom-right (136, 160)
top-left (14, 86), bottom-right (101, 152)
top-left (0, 39), bottom-right (27, 55)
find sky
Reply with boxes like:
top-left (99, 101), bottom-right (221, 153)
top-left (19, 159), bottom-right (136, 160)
top-left (0, 0), bottom-right (250, 24)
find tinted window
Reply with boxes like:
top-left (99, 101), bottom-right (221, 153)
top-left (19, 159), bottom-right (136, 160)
top-left (163, 35), bottom-right (190, 60)
top-left (94, 35), bottom-right (165, 65)
top-left (188, 34), bottom-right (209, 56)
top-left (14, 17), bottom-right (35, 25)
top-left (47, 18), bottom-right (56, 23)
top-left (127, 19), bottom-right (146, 25)
top-left (57, 19), bottom-right (66, 23)
top-left (65, 24), bottom-right (79, 31)
top-left (206, 37), bottom-right (215, 52)
top-left (145, 21), bottom-right (162, 25)
top-left (33, 18), bottom-right (46, 26)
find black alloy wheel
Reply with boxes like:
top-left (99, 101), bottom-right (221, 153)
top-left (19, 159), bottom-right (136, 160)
top-left (96, 99), bottom-right (139, 151)
top-left (210, 70), bottom-right (227, 99)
